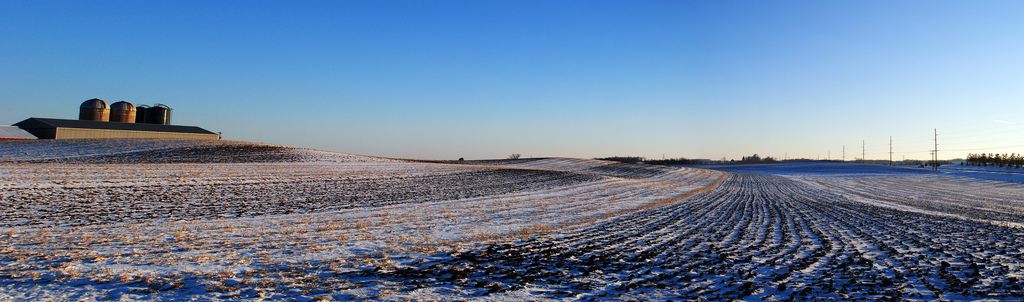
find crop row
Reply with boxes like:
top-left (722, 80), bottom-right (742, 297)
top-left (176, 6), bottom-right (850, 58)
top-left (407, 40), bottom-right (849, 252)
top-left (0, 167), bottom-right (601, 228)
top-left (796, 175), bottom-right (1024, 224)
top-left (18, 151), bottom-right (1020, 301)
top-left (0, 139), bottom-right (398, 164)
top-left (0, 162), bottom-right (720, 301)
top-left (26, 144), bottom-right (307, 163)
top-left (364, 172), bottom-right (1024, 300)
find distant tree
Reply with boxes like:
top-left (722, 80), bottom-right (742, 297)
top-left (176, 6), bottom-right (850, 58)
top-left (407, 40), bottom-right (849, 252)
top-left (741, 154), bottom-right (779, 163)
top-left (508, 153), bottom-right (521, 160)
top-left (645, 157), bottom-right (695, 165)
top-left (966, 152), bottom-right (1024, 168)
top-left (596, 156), bottom-right (645, 164)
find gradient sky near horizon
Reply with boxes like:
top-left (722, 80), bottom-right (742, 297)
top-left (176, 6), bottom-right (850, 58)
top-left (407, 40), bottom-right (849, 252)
top-left (3, 1), bottom-right (1024, 160)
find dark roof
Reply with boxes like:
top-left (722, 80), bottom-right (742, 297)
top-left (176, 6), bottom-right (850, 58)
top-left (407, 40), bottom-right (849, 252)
top-left (81, 98), bottom-right (108, 109)
top-left (111, 101), bottom-right (136, 111)
top-left (14, 118), bottom-right (216, 135)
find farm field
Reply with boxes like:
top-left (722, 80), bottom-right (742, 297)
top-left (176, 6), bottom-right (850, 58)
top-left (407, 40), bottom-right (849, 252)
top-left (2, 140), bottom-right (1024, 301)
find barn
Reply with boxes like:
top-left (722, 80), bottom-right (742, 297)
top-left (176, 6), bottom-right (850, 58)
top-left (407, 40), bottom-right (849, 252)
top-left (0, 126), bottom-right (37, 140)
top-left (8, 98), bottom-right (219, 140)
top-left (13, 118), bottom-right (218, 140)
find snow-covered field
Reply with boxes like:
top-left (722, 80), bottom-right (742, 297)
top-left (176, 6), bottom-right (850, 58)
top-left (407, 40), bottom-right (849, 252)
top-left (2, 142), bottom-right (1024, 301)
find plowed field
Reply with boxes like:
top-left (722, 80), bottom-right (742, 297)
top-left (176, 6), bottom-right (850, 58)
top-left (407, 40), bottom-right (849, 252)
top-left (2, 140), bottom-right (1023, 301)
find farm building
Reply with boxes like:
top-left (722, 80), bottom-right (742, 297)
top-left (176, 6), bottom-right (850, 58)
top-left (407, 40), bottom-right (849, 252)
top-left (7, 98), bottom-right (218, 140)
top-left (0, 126), bottom-right (37, 140)
top-left (13, 118), bottom-right (218, 140)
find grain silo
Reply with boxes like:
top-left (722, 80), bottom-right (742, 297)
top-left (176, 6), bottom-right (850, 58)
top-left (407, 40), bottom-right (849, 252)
top-left (79, 98), bottom-right (109, 122)
top-left (144, 104), bottom-right (172, 125)
top-left (109, 101), bottom-right (136, 123)
top-left (135, 105), bottom-right (149, 123)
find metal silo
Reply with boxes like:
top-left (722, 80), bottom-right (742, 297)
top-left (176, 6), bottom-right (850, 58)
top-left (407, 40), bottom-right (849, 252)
top-left (135, 105), bottom-right (149, 123)
top-left (79, 98), bottom-right (110, 121)
top-left (144, 104), bottom-right (172, 125)
top-left (109, 101), bottom-right (137, 123)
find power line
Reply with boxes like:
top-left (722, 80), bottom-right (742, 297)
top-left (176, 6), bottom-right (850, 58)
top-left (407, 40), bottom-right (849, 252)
top-left (945, 136), bottom-right (1024, 146)
top-left (939, 123), bottom-right (1024, 140)
top-left (941, 143), bottom-right (1024, 152)
top-left (885, 123), bottom-right (1024, 147)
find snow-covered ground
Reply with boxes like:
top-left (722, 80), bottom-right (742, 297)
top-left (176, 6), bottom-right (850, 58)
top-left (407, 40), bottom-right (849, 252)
top-left (3, 143), bottom-right (1024, 301)
top-left (700, 161), bottom-right (1024, 183)
top-left (0, 139), bottom-right (719, 301)
top-left (936, 165), bottom-right (1024, 184)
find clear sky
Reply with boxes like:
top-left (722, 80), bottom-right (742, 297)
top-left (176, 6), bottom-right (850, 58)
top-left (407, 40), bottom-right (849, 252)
top-left (3, 1), bottom-right (1023, 160)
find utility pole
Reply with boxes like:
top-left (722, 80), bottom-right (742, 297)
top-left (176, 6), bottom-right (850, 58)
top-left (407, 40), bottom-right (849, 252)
top-left (889, 136), bottom-right (893, 166)
top-left (934, 128), bottom-right (938, 171)
top-left (862, 140), bottom-right (865, 162)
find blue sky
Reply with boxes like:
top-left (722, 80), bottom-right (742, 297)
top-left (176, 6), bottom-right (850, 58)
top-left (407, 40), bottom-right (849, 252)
top-left (3, 1), bottom-right (1024, 160)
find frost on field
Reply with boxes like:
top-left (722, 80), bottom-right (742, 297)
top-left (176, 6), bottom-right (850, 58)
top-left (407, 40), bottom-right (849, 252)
top-left (0, 139), bottom-right (717, 301)
top-left (3, 142), bottom-right (1024, 301)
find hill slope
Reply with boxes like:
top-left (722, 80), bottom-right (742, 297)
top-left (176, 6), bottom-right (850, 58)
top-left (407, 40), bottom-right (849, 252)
top-left (0, 139), bottom-right (396, 163)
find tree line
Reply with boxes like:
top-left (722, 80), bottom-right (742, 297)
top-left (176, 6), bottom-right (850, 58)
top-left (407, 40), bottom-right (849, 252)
top-left (596, 154), bottom-right (787, 165)
top-left (595, 156), bottom-right (706, 165)
top-left (965, 153), bottom-right (1024, 168)
top-left (740, 154), bottom-right (778, 163)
